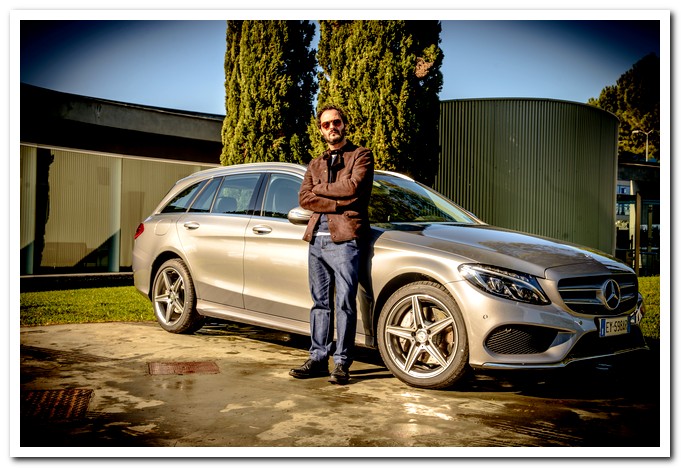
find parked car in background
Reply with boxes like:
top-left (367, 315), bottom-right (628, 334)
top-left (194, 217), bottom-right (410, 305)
top-left (133, 162), bottom-right (647, 389)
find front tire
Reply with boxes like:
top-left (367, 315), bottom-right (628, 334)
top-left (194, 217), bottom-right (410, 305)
top-left (152, 258), bottom-right (204, 334)
top-left (377, 281), bottom-right (469, 389)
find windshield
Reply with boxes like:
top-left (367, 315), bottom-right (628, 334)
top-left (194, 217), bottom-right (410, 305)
top-left (369, 173), bottom-right (480, 225)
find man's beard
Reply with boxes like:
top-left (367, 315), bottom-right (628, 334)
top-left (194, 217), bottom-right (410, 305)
top-left (324, 128), bottom-right (345, 145)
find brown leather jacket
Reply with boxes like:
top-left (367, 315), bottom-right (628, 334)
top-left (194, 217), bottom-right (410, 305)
top-left (299, 142), bottom-right (374, 243)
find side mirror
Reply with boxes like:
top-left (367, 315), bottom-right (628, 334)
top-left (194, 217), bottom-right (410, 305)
top-left (287, 206), bottom-right (313, 225)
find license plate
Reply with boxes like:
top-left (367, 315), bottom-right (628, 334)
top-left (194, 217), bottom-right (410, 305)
top-left (598, 316), bottom-right (630, 337)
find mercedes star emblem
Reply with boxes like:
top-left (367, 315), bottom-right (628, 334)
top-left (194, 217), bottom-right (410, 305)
top-left (601, 279), bottom-right (621, 311)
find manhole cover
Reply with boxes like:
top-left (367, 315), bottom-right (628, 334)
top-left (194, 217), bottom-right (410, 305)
top-left (21, 388), bottom-right (93, 420)
top-left (148, 361), bottom-right (220, 375)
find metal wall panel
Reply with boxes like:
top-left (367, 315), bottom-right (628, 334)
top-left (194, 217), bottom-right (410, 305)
top-left (19, 145), bottom-right (217, 274)
top-left (20, 146), bottom-right (37, 273)
top-left (434, 99), bottom-right (619, 254)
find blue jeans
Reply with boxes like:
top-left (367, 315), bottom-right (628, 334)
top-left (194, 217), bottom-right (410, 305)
top-left (308, 235), bottom-right (360, 366)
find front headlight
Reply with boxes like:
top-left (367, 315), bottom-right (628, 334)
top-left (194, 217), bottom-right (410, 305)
top-left (459, 264), bottom-right (550, 305)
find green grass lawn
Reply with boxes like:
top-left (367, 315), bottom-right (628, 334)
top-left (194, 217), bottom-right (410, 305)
top-left (20, 277), bottom-right (662, 341)
top-left (637, 276), bottom-right (661, 340)
top-left (20, 286), bottom-right (155, 327)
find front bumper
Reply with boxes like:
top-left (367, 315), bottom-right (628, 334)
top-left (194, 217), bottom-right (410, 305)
top-left (446, 279), bottom-right (648, 371)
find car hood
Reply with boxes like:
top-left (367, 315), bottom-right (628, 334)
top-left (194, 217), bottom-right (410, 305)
top-left (375, 223), bottom-right (626, 278)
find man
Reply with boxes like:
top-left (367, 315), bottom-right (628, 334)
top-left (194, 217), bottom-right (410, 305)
top-left (289, 105), bottom-right (374, 385)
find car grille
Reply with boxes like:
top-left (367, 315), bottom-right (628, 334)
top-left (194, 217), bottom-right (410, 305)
top-left (565, 327), bottom-right (647, 361)
top-left (557, 269), bottom-right (638, 316)
top-left (485, 325), bottom-right (558, 355)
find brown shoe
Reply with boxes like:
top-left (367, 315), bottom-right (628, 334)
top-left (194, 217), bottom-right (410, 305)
top-left (289, 359), bottom-right (329, 379)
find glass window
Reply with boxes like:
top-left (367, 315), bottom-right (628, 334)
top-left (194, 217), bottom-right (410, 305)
top-left (161, 181), bottom-right (206, 214)
top-left (369, 174), bottom-right (479, 224)
top-left (262, 174), bottom-right (302, 219)
top-left (212, 174), bottom-right (261, 215)
top-left (189, 177), bottom-right (222, 213)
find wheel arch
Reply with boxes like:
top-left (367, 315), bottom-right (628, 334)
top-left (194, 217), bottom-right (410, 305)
top-left (148, 250), bottom-right (186, 300)
top-left (372, 272), bottom-right (443, 331)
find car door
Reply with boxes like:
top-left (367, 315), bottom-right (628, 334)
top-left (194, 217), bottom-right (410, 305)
top-left (243, 172), bottom-right (311, 321)
top-left (176, 172), bottom-right (262, 309)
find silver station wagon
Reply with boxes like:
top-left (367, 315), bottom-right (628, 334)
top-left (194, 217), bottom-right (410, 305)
top-left (133, 162), bottom-right (647, 389)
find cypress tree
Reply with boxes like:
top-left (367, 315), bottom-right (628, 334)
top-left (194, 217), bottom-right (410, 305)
top-left (313, 20), bottom-right (443, 185)
top-left (221, 20), bottom-right (317, 165)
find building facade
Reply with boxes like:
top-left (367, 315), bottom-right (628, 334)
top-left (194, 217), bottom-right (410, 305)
top-left (19, 86), bottom-right (658, 277)
top-left (19, 84), bottom-right (222, 275)
top-left (434, 98), bottom-right (620, 255)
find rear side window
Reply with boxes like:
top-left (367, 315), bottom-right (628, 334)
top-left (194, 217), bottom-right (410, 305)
top-left (189, 177), bottom-right (222, 213)
top-left (161, 181), bottom-right (206, 213)
top-left (212, 174), bottom-right (261, 215)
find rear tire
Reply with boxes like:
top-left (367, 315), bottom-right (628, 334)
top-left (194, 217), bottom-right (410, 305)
top-left (152, 258), bottom-right (204, 334)
top-left (378, 281), bottom-right (469, 389)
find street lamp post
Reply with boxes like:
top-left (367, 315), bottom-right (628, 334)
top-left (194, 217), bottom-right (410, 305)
top-left (632, 129), bottom-right (653, 161)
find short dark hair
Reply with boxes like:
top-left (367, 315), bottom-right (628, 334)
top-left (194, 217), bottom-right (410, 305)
top-left (316, 105), bottom-right (347, 128)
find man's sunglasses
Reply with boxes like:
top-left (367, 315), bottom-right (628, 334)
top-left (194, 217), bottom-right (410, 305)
top-left (321, 119), bottom-right (343, 130)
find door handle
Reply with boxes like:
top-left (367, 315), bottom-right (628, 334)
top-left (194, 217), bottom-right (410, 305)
top-left (252, 225), bottom-right (272, 235)
top-left (183, 222), bottom-right (200, 230)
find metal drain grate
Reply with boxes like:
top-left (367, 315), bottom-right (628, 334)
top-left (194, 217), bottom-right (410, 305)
top-left (148, 361), bottom-right (220, 375)
top-left (21, 388), bottom-right (93, 420)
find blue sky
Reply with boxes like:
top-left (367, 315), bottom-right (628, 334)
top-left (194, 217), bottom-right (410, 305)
top-left (19, 14), bottom-right (662, 116)
top-left (440, 20), bottom-right (660, 103)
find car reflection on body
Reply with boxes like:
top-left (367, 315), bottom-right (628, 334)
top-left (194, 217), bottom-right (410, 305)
top-left (132, 162), bottom-right (647, 389)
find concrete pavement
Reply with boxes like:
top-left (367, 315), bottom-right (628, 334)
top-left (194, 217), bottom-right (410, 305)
top-left (15, 320), bottom-right (663, 457)
top-left (16, 320), bottom-right (411, 454)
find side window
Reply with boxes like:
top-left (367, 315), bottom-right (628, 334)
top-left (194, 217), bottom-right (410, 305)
top-left (160, 180), bottom-right (206, 214)
top-left (188, 177), bottom-right (222, 213)
top-left (262, 174), bottom-right (302, 219)
top-left (212, 173), bottom-right (261, 215)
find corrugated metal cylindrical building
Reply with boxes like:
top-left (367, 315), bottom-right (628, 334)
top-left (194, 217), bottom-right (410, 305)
top-left (434, 98), bottom-right (619, 255)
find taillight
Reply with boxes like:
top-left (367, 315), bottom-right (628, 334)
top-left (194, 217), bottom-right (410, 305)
top-left (134, 223), bottom-right (145, 240)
